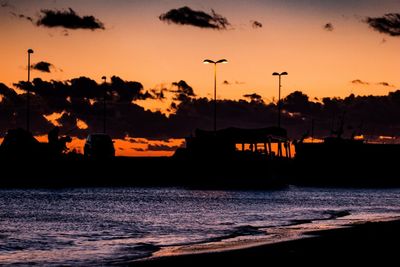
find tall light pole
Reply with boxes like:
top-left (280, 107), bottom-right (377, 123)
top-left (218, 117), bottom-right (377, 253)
top-left (27, 49), bottom-right (34, 132)
top-left (203, 59), bottom-right (228, 133)
top-left (272, 71), bottom-right (288, 128)
top-left (102, 76), bottom-right (107, 134)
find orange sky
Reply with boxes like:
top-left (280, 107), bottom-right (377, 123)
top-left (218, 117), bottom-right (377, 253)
top-left (1, 1), bottom-right (399, 101)
top-left (0, 135), bottom-right (185, 157)
top-left (1, 0), bottom-right (400, 155)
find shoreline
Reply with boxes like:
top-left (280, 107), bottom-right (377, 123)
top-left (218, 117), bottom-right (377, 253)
top-left (130, 215), bottom-right (400, 266)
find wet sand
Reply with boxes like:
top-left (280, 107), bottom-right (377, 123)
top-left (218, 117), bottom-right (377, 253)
top-left (130, 219), bottom-right (400, 265)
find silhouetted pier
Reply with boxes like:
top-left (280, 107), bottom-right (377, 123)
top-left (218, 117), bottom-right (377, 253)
top-left (294, 136), bottom-right (400, 187)
top-left (1, 127), bottom-right (400, 188)
top-left (175, 127), bottom-right (292, 160)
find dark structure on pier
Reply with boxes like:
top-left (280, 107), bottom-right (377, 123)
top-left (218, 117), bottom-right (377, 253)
top-left (175, 127), bottom-right (292, 160)
top-left (293, 136), bottom-right (400, 186)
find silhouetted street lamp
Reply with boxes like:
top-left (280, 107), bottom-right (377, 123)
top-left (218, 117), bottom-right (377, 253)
top-left (102, 76), bottom-right (107, 134)
top-left (272, 71), bottom-right (288, 128)
top-left (27, 49), bottom-right (34, 132)
top-left (203, 59), bottom-right (228, 132)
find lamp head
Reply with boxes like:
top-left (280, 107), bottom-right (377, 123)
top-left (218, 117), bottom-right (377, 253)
top-left (102, 76), bottom-right (106, 80)
top-left (273, 72), bottom-right (288, 76)
top-left (216, 59), bottom-right (228, 64)
top-left (28, 49), bottom-right (34, 54)
top-left (203, 59), bottom-right (214, 64)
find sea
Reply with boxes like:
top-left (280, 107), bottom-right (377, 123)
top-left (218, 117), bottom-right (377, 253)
top-left (0, 186), bottom-right (399, 265)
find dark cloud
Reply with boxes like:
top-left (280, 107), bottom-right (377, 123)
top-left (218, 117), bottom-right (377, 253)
top-left (366, 13), bottom-right (400, 36)
top-left (31, 61), bottom-right (53, 73)
top-left (149, 87), bottom-right (167, 100)
top-left (223, 80), bottom-right (245, 85)
top-left (3, 78), bottom-right (400, 143)
top-left (11, 76), bottom-right (166, 139)
top-left (351, 80), bottom-right (395, 87)
top-left (110, 76), bottom-right (153, 102)
top-left (1, 1), bottom-right (12, 8)
top-left (9, 78), bottom-right (276, 139)
top-left (0, 83), bottom-right (19, 102)
top-left (323, 22), bottom-right (334, 31)
top-left (169, 89), bottom-right (400, 140)
top-left (377, 82), bottom-right (395, 87)
top-left (243, 93), bottom-right (264, 104)
top-left (147, 144), bottom-right (181, 151)
top-left (251, 20), bottom-right (263, 29)
top-left (57, 112), bottom-right (81, 132)
top-left (171, 80), bottom-right (196, 102)
top-left (0, 83), bottom-right (54, 135)
top-left (126, 138), bottom-right (148, 144)
top-left (10, 11), bottom-right (33, 22)
top-left (0, 79), bottom-right (296, 139)
top-left (37, 8), bottom-right (105, 30)
top-left (14, 76), bottom-right (156, 108)
top-left (351, 79), bottom-right (369, 85)
top-left (159, 6), bottom-right (230, 30)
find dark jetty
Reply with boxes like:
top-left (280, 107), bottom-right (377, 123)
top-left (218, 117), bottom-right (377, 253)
top-left (294, 136), bottom-right (400, 187)
top-left (1, 127), bottom-right (400, 188)
top-left (0, 127), bottom-right (292, 189)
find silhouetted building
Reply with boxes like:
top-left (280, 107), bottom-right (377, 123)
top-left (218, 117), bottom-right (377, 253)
top-left (0, 128), bottom-right (71, 160)
top-left (175, 127), bottom-right (291, 160)
top-left (84, 133), bottom-right (115, 159)
top-left (0, 128), bottom-right (40, 159)
top-left (48, 126), bottom-right (60, 145)
top-left (293, 135), bottom-right (400, 186)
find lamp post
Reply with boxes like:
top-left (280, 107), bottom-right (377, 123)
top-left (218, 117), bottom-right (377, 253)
top-left (272, 71), bottom-right (288, 128)
top-left (27, 49), bottom-right (34, 132)
top-left (102, 76), bottom-right (107, 134)
top-left (203, 59), bottom-right (228, 133)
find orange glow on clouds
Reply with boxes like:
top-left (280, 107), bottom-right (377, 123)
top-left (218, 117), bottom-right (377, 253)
top-left (0, 135), bottom-right (184, 157)
top-left (76, 119), bottom-right (88, 129)
top-left (43, 112), bottom-right (64, 127)
top-left (114, 138), bottom-right (184, 157)
top-left (66, 137), bottom-right (184, 157)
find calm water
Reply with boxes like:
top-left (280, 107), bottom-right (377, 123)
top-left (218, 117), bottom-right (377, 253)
top-left (0, 187), bottom-right (400, 265)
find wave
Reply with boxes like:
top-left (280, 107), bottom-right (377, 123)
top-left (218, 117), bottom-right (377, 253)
top-left (323, 210), bottom-right (351, 219)
top-left (104, 243), bottom-right (161, 265)
top-left (154, 225), bottom-right (267, 251)
top-left (288, 210), bottom-right (351, 226)
top-left (205, 225), bottom-right (266, 243)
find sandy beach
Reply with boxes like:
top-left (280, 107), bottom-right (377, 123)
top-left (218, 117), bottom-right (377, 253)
top-left (131, 218), bottom-right (400, 266)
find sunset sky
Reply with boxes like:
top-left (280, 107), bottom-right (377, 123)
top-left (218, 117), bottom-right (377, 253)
top-left (1, 0), bottom-right (400, 155)
top-left (1, 0), bottom-right (399, 99)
